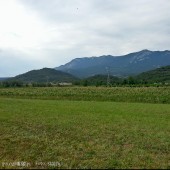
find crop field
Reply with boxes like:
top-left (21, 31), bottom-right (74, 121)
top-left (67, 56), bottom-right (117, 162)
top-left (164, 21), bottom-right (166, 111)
top-left (0, 86), bottom-right (170, 103)
top-left (0, 87), bottom-right (170, 169)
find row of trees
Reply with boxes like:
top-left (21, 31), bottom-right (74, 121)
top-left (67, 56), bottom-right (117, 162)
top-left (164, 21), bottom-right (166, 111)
top-left (0, 81), bottom-right (24, 87)
top-left (0, 77), bottom-right (169, 88)
top-left (0, 81), bottom-right (72, 88)
top-left (0, 81), bottom-right (54, 88)
top-left (74, 76), bottom-right (166, 87)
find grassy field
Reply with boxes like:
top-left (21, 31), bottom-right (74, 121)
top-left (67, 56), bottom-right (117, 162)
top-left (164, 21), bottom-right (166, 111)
top-left (0, 97), bottom-right (170, 169)
top-left (0, 86), bottom-right (170, 103)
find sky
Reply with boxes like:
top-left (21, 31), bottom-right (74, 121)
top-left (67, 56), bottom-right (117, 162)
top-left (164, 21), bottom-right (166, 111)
top-left (0, 0), bottom-right (170, 77)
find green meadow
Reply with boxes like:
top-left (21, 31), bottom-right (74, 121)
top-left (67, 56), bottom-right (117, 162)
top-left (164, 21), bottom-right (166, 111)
top-left (0, 87), bottom-right (170, 169)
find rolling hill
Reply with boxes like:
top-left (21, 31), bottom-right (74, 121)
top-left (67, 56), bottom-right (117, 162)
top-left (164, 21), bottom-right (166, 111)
top-left (6, 68), bottom-right (79, 83)
top-left (55, 50), bottom-right (170, 78)
top-left (79, 66), bottom-right (170, 85)
top-left (135, 65), bottom-right (170, 83)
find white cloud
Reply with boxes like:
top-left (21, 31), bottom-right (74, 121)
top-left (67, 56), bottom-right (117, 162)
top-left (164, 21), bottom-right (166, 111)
top-left (0, 0), bottom-right (170, 76)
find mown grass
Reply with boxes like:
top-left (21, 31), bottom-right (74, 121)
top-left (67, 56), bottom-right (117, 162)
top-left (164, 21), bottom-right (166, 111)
top-left (0, 98), bottom-right (170, 169)
top-left (0, 86), bottom-right (170, 104)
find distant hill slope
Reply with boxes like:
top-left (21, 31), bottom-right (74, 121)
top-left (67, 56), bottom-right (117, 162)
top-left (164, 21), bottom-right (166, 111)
top-left (135, 65), bottom-right (170, 83)
top-left (83, 75), bottom-right (122, 86)
top-left (82, 66), bottom-right (170, 85)
top-left (7, 68), bottom-right (79, 83)
top-left (0, 77), bottom-right (10, 81)
top-left (55, 50), bottom-right (170, 78)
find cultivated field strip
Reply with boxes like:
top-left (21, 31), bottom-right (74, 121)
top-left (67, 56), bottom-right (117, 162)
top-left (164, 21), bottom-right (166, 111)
top-left (0, 86), bottom-right (170, 104)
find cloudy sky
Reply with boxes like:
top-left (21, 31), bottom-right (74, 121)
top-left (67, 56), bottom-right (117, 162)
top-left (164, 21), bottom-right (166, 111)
top-left (0, 0), bottom-right (170, 77)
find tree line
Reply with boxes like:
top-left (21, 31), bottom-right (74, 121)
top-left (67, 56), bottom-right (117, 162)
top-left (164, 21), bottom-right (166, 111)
top-left (0, 77), bottom-right (169, 88)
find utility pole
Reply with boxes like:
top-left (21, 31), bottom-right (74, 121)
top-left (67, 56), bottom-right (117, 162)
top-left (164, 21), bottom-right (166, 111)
top-left (46, 76), bottom-right (49, 85)
top-left (106, 67), bottom-right (111, 87)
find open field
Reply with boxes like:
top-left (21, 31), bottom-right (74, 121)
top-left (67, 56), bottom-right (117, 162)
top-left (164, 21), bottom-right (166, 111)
top-left (0, 86), bottom-right (170, 104)
top-left (0, 97), bottom-right (170, 169)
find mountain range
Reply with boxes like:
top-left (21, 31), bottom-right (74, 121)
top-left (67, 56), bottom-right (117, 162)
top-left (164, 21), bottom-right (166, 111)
top-left (1, 50), bottom-right (170, 84)
top-left (2, 65), bottom-right (170, 85)
top-left (55, 50), bottom-right (170, 78)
